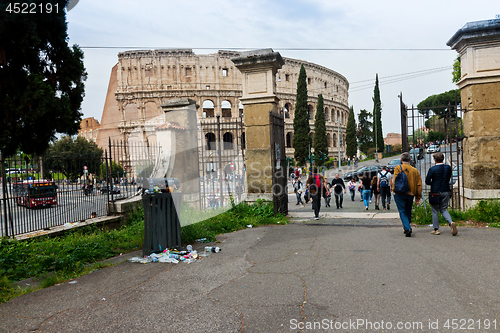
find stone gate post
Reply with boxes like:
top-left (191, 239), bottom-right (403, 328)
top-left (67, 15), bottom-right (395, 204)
top-left (447, 19), bottom-right (500, 207)
top-left (231, 49), bottom-right (285, 202)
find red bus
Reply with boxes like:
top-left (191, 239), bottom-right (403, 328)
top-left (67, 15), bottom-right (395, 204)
top-left (13, 180), bottom-right (58, 208)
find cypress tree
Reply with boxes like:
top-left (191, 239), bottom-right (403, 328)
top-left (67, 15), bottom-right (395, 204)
top-left (292, 65), bottom-right (310, 166)
top-left (346, 106), bottom-right (357, 158)
top-left (313, 94), bottom-right (328, 166)
top-left (357, 109), bottom-right (373, 154)
top-left (372, 74), bottom-right (384, 153)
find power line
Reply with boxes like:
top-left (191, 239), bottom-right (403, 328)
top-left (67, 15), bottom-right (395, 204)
top-left (349, 66), bottom-right (453, 85)
top-left (80, 46), bottom-right (451, 51)
top-left (349, 67), bottom-right (452, 93)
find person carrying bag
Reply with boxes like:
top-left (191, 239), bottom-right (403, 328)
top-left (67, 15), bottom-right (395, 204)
top-left (425, 152), bottom-right (457, 236)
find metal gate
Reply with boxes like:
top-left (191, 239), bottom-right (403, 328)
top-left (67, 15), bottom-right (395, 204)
top-left (400, 94), bottom-right (464, 210)
top-left (197, 116), bottom-right (245, 210)
top-left (270, 110), bottom-right (288, 216)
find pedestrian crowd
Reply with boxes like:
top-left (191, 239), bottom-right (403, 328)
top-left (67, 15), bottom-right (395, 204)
top-left (291, 150), bottom-right (458, 237)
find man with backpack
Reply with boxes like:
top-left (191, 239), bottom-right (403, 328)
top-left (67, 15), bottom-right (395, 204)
top-left (392, 152), bottom-right (422, 237)
top-left (377, 166), bottom-right (392, 210)
top-left (306, 167), bottom-right (325, 220)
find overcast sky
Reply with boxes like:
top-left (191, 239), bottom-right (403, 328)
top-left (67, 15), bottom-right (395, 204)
top-left (66, 0), bottom-right (498, 136)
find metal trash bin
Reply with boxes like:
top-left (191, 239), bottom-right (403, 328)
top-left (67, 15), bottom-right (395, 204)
top-left (142, 178), bottom-right (182, 256)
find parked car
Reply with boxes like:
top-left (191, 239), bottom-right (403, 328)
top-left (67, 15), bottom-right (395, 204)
top-left (386, 158), bottom-right (402, 174)
top-left (100, 185), bottom-right (120, 194)
top-left (356, 165), bottom-right (383, 181)
top-left (427, 145), bottom-right (440, 154)
top-left (343, 166), bottom-right (366, 182)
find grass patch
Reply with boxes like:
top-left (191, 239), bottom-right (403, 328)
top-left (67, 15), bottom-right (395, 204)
top-left (412, 199), bottom-right (500, 227)
top-left (0, 199), bottom-right (285, 303)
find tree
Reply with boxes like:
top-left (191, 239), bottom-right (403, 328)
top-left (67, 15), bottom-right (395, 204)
top-left (372, 74), bottom-right (383, 153)
top-left (100, 160), bottom-right (124, 182)
top-left (345, 106), bottom-right (357, 158)
top-left (292, 65), bottom-right (310, 166)
top-left (452, 55), bottom-right (461, 83)
top-left (356, 109), bottom-right (373, 155)
top-left (0, 1), bottom-right (87, 157)
top-left (44, 136), bottom-right (103, 180)
top-left (313, 94), bottom-right (328, 166)
top-left (417, 89), bottom-right (460, 117)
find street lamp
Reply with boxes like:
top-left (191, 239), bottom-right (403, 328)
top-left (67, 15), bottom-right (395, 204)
top-left (337, 117), bottom-right (341, 172)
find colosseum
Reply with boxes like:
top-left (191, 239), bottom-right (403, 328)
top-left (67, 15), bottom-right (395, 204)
top-left (79, 49), bottom-right (350, 161)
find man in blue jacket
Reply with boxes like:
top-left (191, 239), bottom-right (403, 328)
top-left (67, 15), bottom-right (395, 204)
top-left (425, 152), bottom-right (458, 236)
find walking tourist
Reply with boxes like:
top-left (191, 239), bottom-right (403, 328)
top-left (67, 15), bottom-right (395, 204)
top-left (425, 152), bottom-right (458, 236)
top-left (323, 177), bottom-right (332, 207)
top-left (359, 174), bottom-right (372, 210)
top-left (347, 178), bottom-right (357, 201)
top-left (306, 167), bottom-right (325, 220)
top-left (378, 166), bottom-right (392, 210)
top-left (392, 152), bottom-right (422, 237)
top-left (371, 176), bottom-right (380, 210)
top-left (330, 173), bottom-right (346, 209)
top-left (294, 178), bottom-right (305, 206)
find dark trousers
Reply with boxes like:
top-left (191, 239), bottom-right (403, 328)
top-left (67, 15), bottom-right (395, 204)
top-left (335, 193), bottom-right (343, 208)
top-left (380, 186), bottom-right (391, 208)
top-left (311, 193), bottom-right (321, 218)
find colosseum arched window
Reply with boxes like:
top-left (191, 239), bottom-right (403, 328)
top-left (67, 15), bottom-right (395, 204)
top-left (221, 100), bottom-right (232, 118)
top-left (324, 107), bottom-right (329, 122)
top-left (205, 132), bottom-right (216, 150)
top-left (223, 132), bottom-right (233, 150)
top-left (203, 100), bottom-right (215, 118)
top-left (286, 132), bottom-right (293, 148)
top-left (333, 133), bottom-right (337, 148)
top-left (327, 133), bottom-right (332, 147)
top-left (308, 104), bottom-right (314, 120)
top-left (331, 109), bottom-right (335, 122)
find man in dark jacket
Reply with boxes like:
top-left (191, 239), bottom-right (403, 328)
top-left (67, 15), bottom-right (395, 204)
top-left (425, 152), bottom-right (457, 236)
top-left (330, 173), bottom-right (346, 209)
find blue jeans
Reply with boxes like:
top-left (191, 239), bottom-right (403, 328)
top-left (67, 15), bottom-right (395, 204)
top-left (362, 190), bottom-right (371, 208)
top-left (394, 193), bottom-right (414, 231)
top-left (350, 189), bottom-right (355, 201)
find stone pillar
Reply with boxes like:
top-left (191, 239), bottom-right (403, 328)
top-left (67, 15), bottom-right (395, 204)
top-left (232, 49), bottom-right (284, 202)
top-left (160, 98), bottom-right (200, 208)
top-left (447, 19), bottom-right (500, 207)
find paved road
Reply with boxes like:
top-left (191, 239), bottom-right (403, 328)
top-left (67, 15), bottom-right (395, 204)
top-left (2, 222), bottom-right (499, 332)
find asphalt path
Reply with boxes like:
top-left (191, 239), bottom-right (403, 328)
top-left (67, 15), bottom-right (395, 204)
top-left (2, 223), bottom-right (499, 332)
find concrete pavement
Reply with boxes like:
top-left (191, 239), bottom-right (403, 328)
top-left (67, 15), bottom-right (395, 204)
top-left (2, 221), bottom-right (499, 332)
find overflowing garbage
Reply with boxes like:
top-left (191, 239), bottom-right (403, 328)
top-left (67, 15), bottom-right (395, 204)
top-left (128, 245), bottom-right (221, 264)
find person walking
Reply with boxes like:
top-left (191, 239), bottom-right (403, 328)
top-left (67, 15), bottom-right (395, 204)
top-left (323, 177), bottom-right (332, 207)
top-left (347, 178), bottom-right (357, 201)
top-left (425, 152), bottom-right (458, 236)
top-left (294, 178), bottom-right (305, 206)
top-left (359, 174), bottom-right (372, 210)
top-left (330, 173), bottom-right (346, 209)
top-left (378, 166), bottom-right (392, 210)
top-left (392, 152), bottom-right (422, 237)
top-left (371, 176), bottom-right (380, 210)
top-left (306, 167), bottom-right (325, 220)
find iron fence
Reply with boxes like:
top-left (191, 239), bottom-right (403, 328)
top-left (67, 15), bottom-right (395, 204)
top-left (400, 94), bottom-right (464, 210)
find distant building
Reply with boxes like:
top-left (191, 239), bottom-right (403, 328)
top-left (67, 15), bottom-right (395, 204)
top-left (384, 133), bottom-right (402, 146)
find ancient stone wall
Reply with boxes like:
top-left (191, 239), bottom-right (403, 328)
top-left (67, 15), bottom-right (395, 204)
top-left (80, 49), bottom-right (350, 159)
